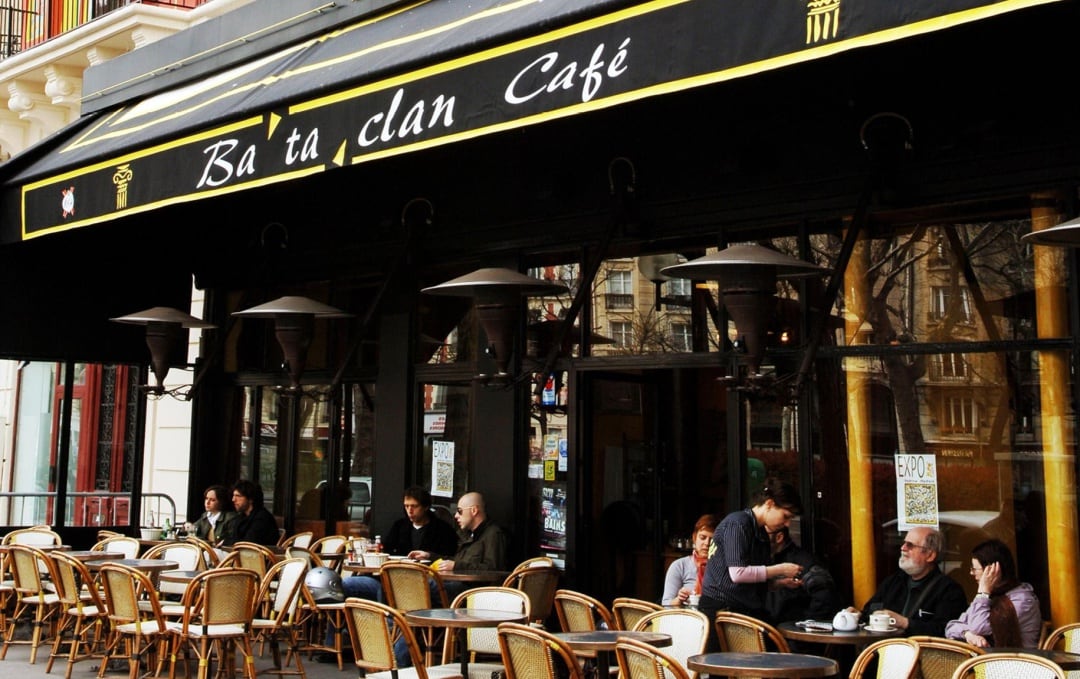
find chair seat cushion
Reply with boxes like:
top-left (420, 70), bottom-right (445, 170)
top-left (19, 592), bottom-right (59, 604)
top-left (66, 604), bottom-right (102, 616)
top-left (180, 623), bottom-right (250, 638)
top-left (429, 660), bottom-right (505, 679)
top-left (367, 666), bottom-right (463, 679)
top-left (115, 620), bottom-right (182, 634)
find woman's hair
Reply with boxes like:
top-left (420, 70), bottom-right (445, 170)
top-left (972, 538), bottom-right (1019, 582)
top-left (752, 477), bottom-right (803, 514)
top-left (404, 485), bottom-right (432, 508)
top-left (204, 484), bottom-right (232, 511)
top-left (693, 513), bottom-right (719, 534)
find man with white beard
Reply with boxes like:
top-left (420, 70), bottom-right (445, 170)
top-left (847, 526), bottom-right (968, 637)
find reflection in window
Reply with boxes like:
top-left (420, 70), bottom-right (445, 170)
top-left (943, 396), bottom-right (977, 435)
top-left (610, 321), bottom-right (633, 348)
top-left (605, 270), bottom-right (634, 309)
top-left (931, 353), bottom-right (968, 380)
top-left (671, 323), bottom-right (692, 352)
top-left (930, 286), bottom-right (973, 324)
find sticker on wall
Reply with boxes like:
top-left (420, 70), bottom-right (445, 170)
top-left (895, 453), bottom-right (939, 531)
top-left (431, 440), bottom-right (455, 498)
top-left (558, 438), bottom-right (568, 472)
top-left (544, 460), bottom-right (556, 481)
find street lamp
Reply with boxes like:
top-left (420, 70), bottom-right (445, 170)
top-left (110, 306), bottom-right (215, 397)
top-left (422, 268), bottom-right (568, 385)
top-left (232, 296), bottom-right (353, 390)
top-left (661, 243), bottom-right (827, 376)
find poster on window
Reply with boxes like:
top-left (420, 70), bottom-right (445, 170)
top-left (431, 440), bottom-right (455, 498)
top-left (540, 485), bottom-right (567, 550)
top-left (895, 453), bottom-right (939, 531)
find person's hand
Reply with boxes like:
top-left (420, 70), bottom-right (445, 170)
top-left (979, 562), bottom-right (1001, 594)
top-left (964, 630), bottom-right (989, 648)
top-left (778, 561), bottom-right (802, 579)
top-left (879, 608), bottom-right (909, 630)
top-left (771, 576), bottom-right (802, 590)
top-left (437, 559), bottom-right (455, 572)
top-left (408, 550), bottom-right (430, 560)
top-left (676, 587), bottom-right (692, 604)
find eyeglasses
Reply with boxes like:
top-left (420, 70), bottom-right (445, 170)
top-left (901, 541), bottom-right (927, 552)
top-left (455, 506), bottom-right (475, 515)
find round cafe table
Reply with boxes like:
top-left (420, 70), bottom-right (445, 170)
top-left (158, 569), bottom-right (201, 585)
top-left (688, 651), bottom-right (838, 677)
top-left (991, 648), bottom-right (1080, 670)
top-left (63, 550), bottom-right (125, 561)
top-left (779, 621), bottom-right (903, 650)
top-left (439, 570), bottom-right (510, 585)
top-left (404, 607), bottom-right (526, 675)
top-left (553, 630), bottom-right (671, 678)
top-left (86, 558), bottom-right (179, 589)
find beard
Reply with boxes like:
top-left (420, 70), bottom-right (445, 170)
top-left (898, 555), bottom-right (922, 576)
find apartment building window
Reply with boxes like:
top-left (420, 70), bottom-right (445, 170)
top-left (610, 321), bottom-right (633, 348)
top-left (671, 323), bottom-right (692, 352)
top-left (605, 270), bottom-right (634, 309)
top-left (930, 286), bottom-right (973, 323)
top-left (932, 353), bottom-right (968, 380)
top-left (943, 396), bottom-right (977, 434)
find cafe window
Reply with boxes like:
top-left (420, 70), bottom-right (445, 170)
top-left (671, 323), bottom-right (692, 352)
top-left (610, 321), bottom-right (633, 348)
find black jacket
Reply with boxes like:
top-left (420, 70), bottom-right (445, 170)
top-left (229, 505), bottom-right (280, 546)
top-left (383, 511), bottom-right (460, 558)
top-left (766, 541), bottom-right (842, 622)
top-left (861, 567), bottom-right (968, 636)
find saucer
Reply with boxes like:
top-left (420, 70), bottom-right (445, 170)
top-left (862, 623), bottom-right (899, 633)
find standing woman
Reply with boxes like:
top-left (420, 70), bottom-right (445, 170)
top-left (700, 478), bottom-right (804, 635)
top-left (945, 538), bottom-right (1042, 648)
top-left (663, 513), bottom-right (719, 606)
top-left (192, 484), bottom-right (238, 546)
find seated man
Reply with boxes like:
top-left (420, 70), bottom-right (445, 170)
top-left (848, 526), bottom-right (968, 636)
top-left (766, 527), bottom-right (841, 624)
top-left (225, 480), bottom-right (280, 546)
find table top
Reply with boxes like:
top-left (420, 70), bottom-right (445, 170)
top-left (779, 621), bottom-right (903, 646)
top-left (404, 608), bottom-right (526, 628)
top-left (85, 558), bottom-right (180, 572)
top-left (991, 647), bottom-right (1080, 670)
top-left (439, 569), bottom-right (510, 583)
top-left (342, 562), bottom-right (381, 575)
top-left (64, 550), bottom-right (125, 561)
top-left (688, 652), bottom-right (839, 678)
top-left (553, 630), bottom-right (672, 652)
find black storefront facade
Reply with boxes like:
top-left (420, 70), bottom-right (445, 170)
top-left (2, 0), bottom-right (1080, 618)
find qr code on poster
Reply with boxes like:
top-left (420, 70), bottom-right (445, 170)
top-left (903, 483), bottom-right (938, 524)
top-left (435, 460), bottom-right (454, 492)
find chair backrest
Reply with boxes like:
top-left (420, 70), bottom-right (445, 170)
top-left (909, 635), bottom-right (984, 679)
top-left (3, 527), bottom-right (62, 546)
top-left (257, 558), bottom-right (308, 623)
top-left (50, 550), bottom-right (105, 610)
top-left (92, 535), bottom-right (141, 559)
top-left (344, 598), bottom-right (431, 677)
top-left (497, 621), bottom-right (584, 679)
top-left (180, 567), bottom-right (259, 629)
top-left (280, 532), bottom-right (314, 550)
top-left (312, 535), bottom-right (348, 555)
top-left (515, 556), bottom-right (555, 569)
top-left (504, 565), bottom-right (561, 625)
top-left (714, 611), bottom-right (790, 653)
top-left (616, 635), bottom-right (692, 679)
top-left (1042, 623), bottom-right (1080, 653)
top-left (143, 541), bottom-right (204, 569)
top-left (849, 637), bottom-right (921, 679)
top-left (228, 542), bottom-right (276, 578)
top-left (554, 589), bottom-right (615, 632)
top-left (99, 562), bottom-right (168, 633)
top-left (8, 544), bottom-right (56, 593)
top-left (444, 586), bottom-right (531, 660)
top-left (635, 608), bottom-right (710, 678)
top-left (951, 652), bottom-right (1065, 679)
top-left (613, 597), bottom-right (664, 631)
top-left (183, 535), bottom-right (221, 567)
top-left (381, 561), bottom-right (447, 610)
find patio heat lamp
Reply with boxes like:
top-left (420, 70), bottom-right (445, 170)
top-left (422, 268), bottom-right (568, 386)
top-left (110, 306), bottom-right (216, 397)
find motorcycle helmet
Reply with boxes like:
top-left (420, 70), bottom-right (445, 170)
top-left (305, 566), bottom-right (344, 603)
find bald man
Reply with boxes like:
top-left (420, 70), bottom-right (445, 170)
top-left (410, 491), bottom-right (508, 573)
top-left (851, 526), bottom-right (967, 636)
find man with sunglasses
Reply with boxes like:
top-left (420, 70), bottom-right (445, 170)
top-left (849, 526), bottom-right (967, 636)
top-left (410, 491), bottom-right (507, 573)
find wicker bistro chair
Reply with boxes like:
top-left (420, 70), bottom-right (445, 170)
top-left (46, 551), bottom-right (109, 679)
top-left (713, 611), bottom-right (791, 654)
top-left (249, 558), bottom-right (308, 678)
top-left (342, 598), bottom-right (462, 679)
top-left (98, 562), bottom-right (182, 679)
top-left (168, 567), bottom-right (261, 679)
top-left (951, 652), bottom-right (1066, 679)
top-left (382, 561), bottom-right (449, 664)
top-left (0, 545), bottom-right (62, 664)
top-left (309, 536), bottom-right (348, 573)
top-left (220, 542), bottom-right (277, 579)
top-left (91, 536), bottom-right (141, 559)
top-left (143, 542), bottom-right (209, 598)
top-left (428, 586), bottom-right (530, 679)
top-left (909, 636), bottom-right (984, 679)
top-left (503, 565), bottom-right (560, 628)
top-left (633, 608), bottom-right (710, 679)
top-left (497, 621), bottom-right (584, 679)
top-left (616, 636), bottom-right (692, 679)
top-left (296, 579), bottom-right (348, 670)
top-left (182, 536), bottom-right (221, 568)
top-left (279, 533), bottom-right (314, 551)
top-left (613, 597), bottom-right (663, 631)
top-left (2, 528), bottom-right (63, 547)
top-left (554, 589), bottom-right (615, 633)
top-left (849, 637), bottom-right (921, 679)
top-left (1042, 623), bottom-right (1080, 652)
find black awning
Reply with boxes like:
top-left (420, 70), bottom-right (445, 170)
top-left (4, 0), bottom-right (1061, 243)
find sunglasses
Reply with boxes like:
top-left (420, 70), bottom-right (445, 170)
top-left (455, 506), bottom-right (475, 515)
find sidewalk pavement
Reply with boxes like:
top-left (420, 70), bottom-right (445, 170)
top-left (0, 638), bottom-right (354, 679)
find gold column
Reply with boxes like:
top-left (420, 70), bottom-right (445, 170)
top-left (1031, 192), bottom-right (1080, 625)
top-left (845, 231), bottom-right (877, 605)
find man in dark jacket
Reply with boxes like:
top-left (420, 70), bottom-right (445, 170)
top-left (226, 479), bottom-right (280, 546)
top-left (853, 526), bottom-right (968, 636)
top-left (385, 485), bottom-right (460, 558)
top-left (766, 527), bottom-right (841, 623)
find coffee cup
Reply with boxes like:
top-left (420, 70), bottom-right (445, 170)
top-left (687, 594), bottom-right (700, 609)
top-left (868, 612), bottom-right (896, 630)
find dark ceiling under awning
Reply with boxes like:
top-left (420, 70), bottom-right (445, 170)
top-left (0, 0), bottom-right (1062, 245)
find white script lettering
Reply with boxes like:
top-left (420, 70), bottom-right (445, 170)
top-left (505, 37), bottom-right (630, 105)
top-left (357, 88), bottom-right (456, 148)
top-left (198, 139), bottom-right (258, 189)
top-left (284, 127), bottom-right (320, 164)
